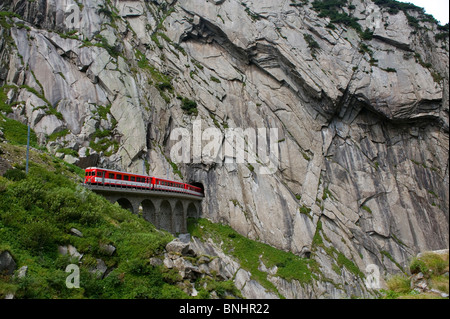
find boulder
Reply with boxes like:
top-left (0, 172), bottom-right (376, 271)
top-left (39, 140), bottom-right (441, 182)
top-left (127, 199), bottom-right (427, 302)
top-left (178, 233), bottom-right (191, 244)
top-left (99, 243), bottom-right (116, 256)
top-left (0, 251), bottom-right (16, 276)
top-left (70, 228), bottom-right (83, 238)
top-left (15, 266), bottom-right (28, 279)
top-left (58, 245), bottom-right (83, 261)
top-left (166, 239), bottom-right (194, 256)
top-left (89, 259), bottom-right (108, 279)
top-left (149, 257), bottom-right (163, 267)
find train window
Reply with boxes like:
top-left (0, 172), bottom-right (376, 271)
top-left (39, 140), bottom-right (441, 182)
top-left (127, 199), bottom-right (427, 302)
top-left (137, 177), bottom-right (142, 183)
top-left (131, 176), bottom-right (135, 182)
top-left (117, 174), bottom-right (122, 180)
top-left (97, 172), bottom-right (103, 177)
top-left (124, 175), bottom-right (129, 181)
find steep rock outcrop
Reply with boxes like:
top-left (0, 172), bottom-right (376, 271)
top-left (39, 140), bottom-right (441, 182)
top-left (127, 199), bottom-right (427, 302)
top-left (0, 0), bottom-right (448, 298)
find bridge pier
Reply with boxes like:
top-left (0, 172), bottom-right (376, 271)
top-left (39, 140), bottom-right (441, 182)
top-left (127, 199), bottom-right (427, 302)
top-left (85, 185), bottom-right (202, 234)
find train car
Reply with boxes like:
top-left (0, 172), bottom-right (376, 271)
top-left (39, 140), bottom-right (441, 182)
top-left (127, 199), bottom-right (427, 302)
top-left (151, 177), bottom-right (203, 197)
top-left (84, 167), bottom-right (204, 197)
top-left (153, 177), bottom-right (186, 194)
top-left (84, 167), bottom-right (151, 189)
top-left (185, 184), bottom-right (203, 197)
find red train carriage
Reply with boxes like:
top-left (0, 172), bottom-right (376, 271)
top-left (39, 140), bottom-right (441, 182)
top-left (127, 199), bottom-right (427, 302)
top-left (84, 167), bottom-right (204, 197)
top-left (84, 167), bottom-right (151, 189)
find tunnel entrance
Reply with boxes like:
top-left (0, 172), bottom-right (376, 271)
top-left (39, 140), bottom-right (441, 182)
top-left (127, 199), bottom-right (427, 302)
top-left (190, 182), bottom-right (205, 195)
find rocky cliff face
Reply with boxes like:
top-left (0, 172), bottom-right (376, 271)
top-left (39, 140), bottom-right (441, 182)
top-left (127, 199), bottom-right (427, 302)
top-left (0, 0), bottom-right (448, 298)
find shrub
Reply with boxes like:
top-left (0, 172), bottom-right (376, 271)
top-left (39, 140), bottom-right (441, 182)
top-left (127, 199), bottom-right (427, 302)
top-left (20, 221), bottom-right (59, 252)
top-left (3, 169), bottom-right (26, 181)
top-left (312, 0), bottom-right (362, 32)
top-left (386, 274), bottom-right (411, 294)
top-left (410, 257), bottom-right (429, 274)
top-left (303, 34), bottom-right (321, 57)
top-left (181, 98), bottom-right (198, 115)
top-left (418, 253), bottom-right (449, 275)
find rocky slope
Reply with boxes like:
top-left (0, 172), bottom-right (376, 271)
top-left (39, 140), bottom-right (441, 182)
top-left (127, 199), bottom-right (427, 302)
top-left (0, 0), bottom-right (448, 298)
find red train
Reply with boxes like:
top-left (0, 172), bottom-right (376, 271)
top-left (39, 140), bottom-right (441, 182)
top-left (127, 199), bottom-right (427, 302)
top-left (84, 167), bottom-right (204, 197)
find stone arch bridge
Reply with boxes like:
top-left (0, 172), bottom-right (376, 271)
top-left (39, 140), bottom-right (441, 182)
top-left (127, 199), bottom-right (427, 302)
top-left (84, 184), bottom-right (202, 234)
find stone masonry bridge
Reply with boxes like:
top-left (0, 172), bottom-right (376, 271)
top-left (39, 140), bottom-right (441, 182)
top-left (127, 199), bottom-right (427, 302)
top-left (84, 184), bottom-right (202, 234)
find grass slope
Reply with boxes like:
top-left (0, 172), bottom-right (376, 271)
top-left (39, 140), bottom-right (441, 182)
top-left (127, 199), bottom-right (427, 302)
top-left (0, 142), bottom-right (188, 299)
top-left (188, 218), bottom-right (320, 298)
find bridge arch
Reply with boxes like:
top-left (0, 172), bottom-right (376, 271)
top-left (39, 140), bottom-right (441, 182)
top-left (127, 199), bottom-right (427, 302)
top-left (159, 200), bottom-right (172, 232)
top-left (173, 201), bottom-right (185, 234)
top-left (85, 184), bottom-right (203, 234)
top-left (187, 202), bottom-right (199, 219)
top-left (141, 199), bottom-right (156, 226)
top-left (116, 198), bottom-right (135, 214)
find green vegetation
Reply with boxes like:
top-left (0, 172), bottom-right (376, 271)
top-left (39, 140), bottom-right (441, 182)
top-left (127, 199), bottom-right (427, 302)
top-left (0, 144), bottom-right (194, 299)
top-left (0, 115), bottom-right (39, 148)
top-left (322, 187), bottom-right (334, 201)
top-left (311, 219), bottom-right (365, 280)
top-left (360, 28), bottom-right (374, 41)
top-left (312, 0), bottom-right (362, 33)
top-left (56, 148), bottom-right (79, 158)
top-left (435, 23), bottom-right (449, 42)
top-left (81, 34), bottom-right (121, 59)
top-left (210, 76), bottom-right (221, 84)
top-left (89, 129), bottom-right (119, 156)
top-left (169, 160), bottom-right (183, 180)
top-left (188, 218), bottom-right (319, 298)
top-left (180, 98), bottom-right (198, 116)
top-left (240, 2), bottom-right (262, 21)
top-left (135, 49), bottom-right (174, 103)
top-left (3, 168), bottom-right (27, 182)
top-left (0, 11), bottom-right (20, 31)
top-left (48, 129), bottom-right (70, 142)
top-left (362, 205), bottom-right (372, 214)
top-left (373, 0), bottom-right (422, 14)
top-left (312, 0), bottom-right (445, 43)
top-left (299, 205), bottom-right (312, 217)
top-left (373, 0), bottom-right (444, 32)
top-left (303, 34), bottom-right (321, 58)
top-left (382, 252), bottom-right (449, 299)
top-left (0, 86), bottom-right (15, 113)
